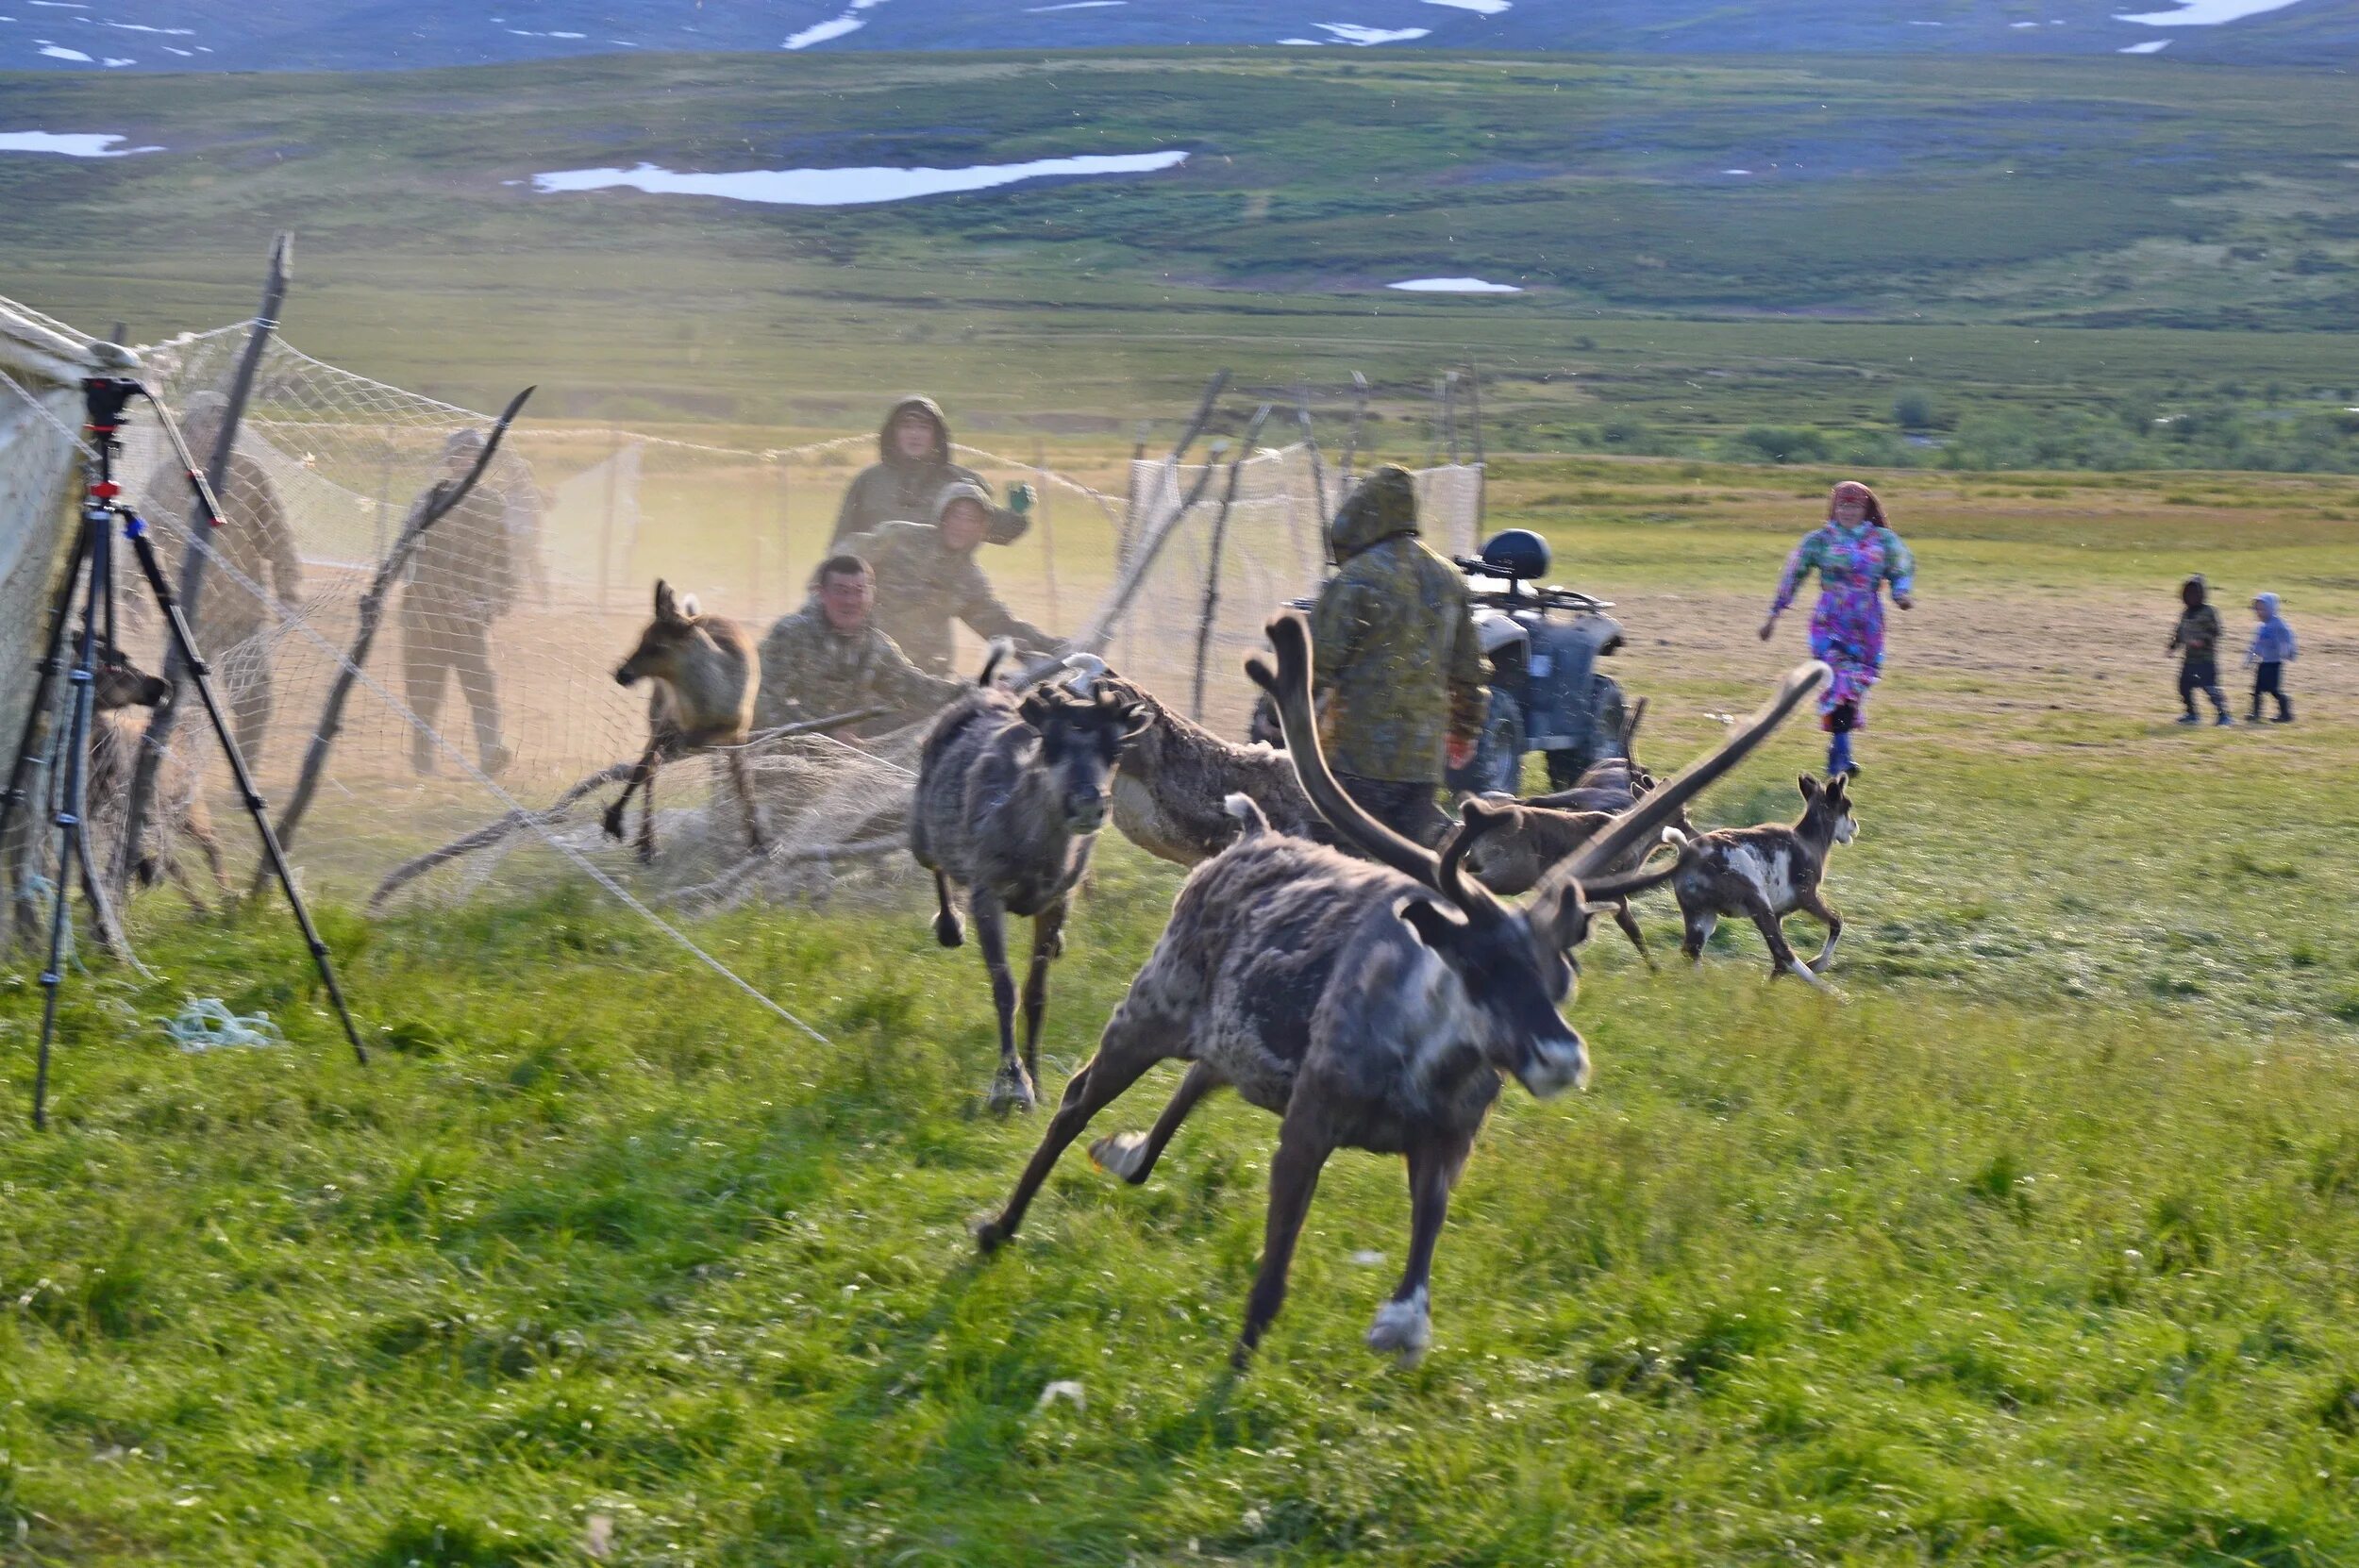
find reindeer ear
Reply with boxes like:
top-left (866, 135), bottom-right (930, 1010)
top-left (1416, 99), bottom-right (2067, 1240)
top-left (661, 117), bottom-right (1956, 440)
top-left (654, 579), bottom-right (678, 622)
top-left (1396, 896), bottom-right (1468, 953)
top-left (1799, 774), bottom-right (1818, 800)
top-left (1531, 878), bottom-right (1595, 954)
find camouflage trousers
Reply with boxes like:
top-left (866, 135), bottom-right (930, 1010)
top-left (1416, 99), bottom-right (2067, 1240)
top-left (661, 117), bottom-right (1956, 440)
top-left (1335, 772), bottom-right (1450, 849)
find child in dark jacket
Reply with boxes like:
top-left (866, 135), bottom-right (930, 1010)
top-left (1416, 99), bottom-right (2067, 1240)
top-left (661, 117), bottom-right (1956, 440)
top-left (2167, 575), bottom-right (2232, 726)
top-left (2245, 592), bottom-right (2299, 724)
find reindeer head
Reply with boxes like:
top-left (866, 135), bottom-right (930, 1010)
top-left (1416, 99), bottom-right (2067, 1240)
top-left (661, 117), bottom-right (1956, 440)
top-left (615, 579), bottom-right (699, 688)
top-left (93, 642), bottom-right (168, 712)
top-left (1017, 684), bottom-right (1148, 836)
top-left (1249, 611), bottom-right (1829, 1105)
top-left (1799, 774), bottom-right (1857, 845)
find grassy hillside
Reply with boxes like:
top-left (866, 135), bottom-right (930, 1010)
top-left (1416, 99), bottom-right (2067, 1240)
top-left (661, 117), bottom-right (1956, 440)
top-left (0, 464), bottom-right (2354, 1563)
top-left (2, 51), bottom-right (2357, 466)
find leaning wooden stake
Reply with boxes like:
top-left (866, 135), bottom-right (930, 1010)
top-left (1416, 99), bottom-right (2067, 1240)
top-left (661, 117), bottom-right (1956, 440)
top-left (1340, 372), bottom-right (1369, 495)
top-left (1190, 405), bottom-right (1272, 722)
top-left (1464, 360), bottom-right (1488, 530)
top-left (116, 233), bottom-right (291, 896)
top-left (258, 385), bottom-right (534, 895)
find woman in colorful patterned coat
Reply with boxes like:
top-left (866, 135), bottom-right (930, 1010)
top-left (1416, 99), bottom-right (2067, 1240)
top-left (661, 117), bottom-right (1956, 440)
top-left (1758, 479), bottom-right (1916, 777)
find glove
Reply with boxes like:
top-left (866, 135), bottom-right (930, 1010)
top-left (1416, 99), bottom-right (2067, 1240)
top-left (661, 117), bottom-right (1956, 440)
top-left (1446, 736), bottom-right (1477, 771)
top-left (1008, 481), bottom-right (1035, 517)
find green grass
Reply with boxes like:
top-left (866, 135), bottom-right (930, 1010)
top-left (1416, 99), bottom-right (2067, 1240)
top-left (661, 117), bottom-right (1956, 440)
top-left (4, 51), bottom-right (2358, 466)
top-left (2, 464), bottom-right (2357, 1563)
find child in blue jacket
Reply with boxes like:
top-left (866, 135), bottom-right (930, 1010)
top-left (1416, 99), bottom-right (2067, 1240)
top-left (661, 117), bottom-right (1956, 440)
top-left (2245, 592), bottom-right (2299, 724)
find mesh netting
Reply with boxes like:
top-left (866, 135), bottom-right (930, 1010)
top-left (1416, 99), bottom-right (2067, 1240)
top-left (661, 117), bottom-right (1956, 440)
top-left (47, 323), bottom-right (1481, 914)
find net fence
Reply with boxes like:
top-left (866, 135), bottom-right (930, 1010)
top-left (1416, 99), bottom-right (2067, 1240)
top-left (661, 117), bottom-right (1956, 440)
top-left (23, 319), bottom-right (1481, 917)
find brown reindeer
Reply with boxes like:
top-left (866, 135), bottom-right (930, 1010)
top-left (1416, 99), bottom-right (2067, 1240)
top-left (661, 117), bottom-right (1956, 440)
top-left (1456, 794), bottom-right (1696, 964)
top-left (1665, 773), bottom-right (1857, 986)
top-left (604, 580), bottom-right (765, 864)
top-left (912, 645), bottom-right (1148, 1110)
top-left (975, 609), bottom-right (1826, 1367)
top-left (1089, 666), bottom-right (1330, 867)
top-left (83, 643), bottom-right (229, 908)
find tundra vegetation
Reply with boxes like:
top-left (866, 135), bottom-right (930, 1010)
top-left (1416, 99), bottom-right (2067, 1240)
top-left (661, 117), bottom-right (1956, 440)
top-left (0, 458), bottom-right (2351, 1563)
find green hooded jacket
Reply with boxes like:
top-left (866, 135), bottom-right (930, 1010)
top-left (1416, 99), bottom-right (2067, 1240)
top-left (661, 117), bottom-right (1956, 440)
top-left (839, 484), bottom-right (1057, 677)
top-left (1309, 465), bottom-right (1488, 784)
top-left (828, 396), bottom-right (1029, 548)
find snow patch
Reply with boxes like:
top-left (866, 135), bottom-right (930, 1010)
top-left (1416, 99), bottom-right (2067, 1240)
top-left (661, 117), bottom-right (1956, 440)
top-left (1026, 2), bottom-right (1126, 9)
top-left (784, 0), bottom-right (888, 50)
top-left (1317, 22), bottom-right (1430, 43)
top-left (35, 40), bottom-right (90, 58)
top-left (2118, 35), bottom-right (2173, 47)
top-left (2113, 0), bottom-right (2308, 22)
top-left (1388, 276), bottom-right (1522, 293)
top-left (101, 20), bottom-right (192, 32)
top-left (1421, 0), bottom-right (1511, 12)
top-left (0, 129), bottom-right (159, 155)
top-left (534, 150), bottom-right (1190, 208)
top-left (1722, 168), bottom-right (1752, 175)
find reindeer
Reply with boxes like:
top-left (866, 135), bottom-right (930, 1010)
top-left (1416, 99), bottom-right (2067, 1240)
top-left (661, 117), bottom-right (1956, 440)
top-left (1665, 773), bottom-right (1856, 987)
top-left (1087, 666), bottom-right (1330, 867)
top-left (1456, 794), bottom-right (1697, 965)
top-left (83, 643), bottom-right (228, 908)
top-left (604, 580), bottom-right (765, 863)
top-left (912, 646), bottom-right (1147, 1110)
top-left (975, 609), bottom-right (1825, 1367)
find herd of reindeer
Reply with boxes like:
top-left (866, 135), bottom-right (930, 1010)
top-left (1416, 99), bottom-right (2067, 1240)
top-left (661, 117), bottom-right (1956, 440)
top-left (603, 575), bottom-right (1856, 1369)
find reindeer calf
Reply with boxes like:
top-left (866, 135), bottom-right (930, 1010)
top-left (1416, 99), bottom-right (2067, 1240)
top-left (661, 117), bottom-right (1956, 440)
top-left (1665, 773), bottom-right (1855, 986)
top-left (605, 579), bottom-right (764, 863)
top-left (1458, 796), bottom-right (1695, 963)
top-left (85, 644), bottom-right (228, 908)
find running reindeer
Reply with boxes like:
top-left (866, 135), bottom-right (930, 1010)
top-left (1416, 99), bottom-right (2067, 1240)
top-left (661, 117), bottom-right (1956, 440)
top-left (1455, 793), bottom-right (1696, 965)
top-left (1665, 772), bottom-right (1856, 986)
top-left (1085, 662), bottom-right (1329, 866)
top-left (975, 609), bottom-right (1826, 1367)
top-left (912, 647), bottom-right (1147, 1110)
top-left (604, 579), bottom-right (766, 863)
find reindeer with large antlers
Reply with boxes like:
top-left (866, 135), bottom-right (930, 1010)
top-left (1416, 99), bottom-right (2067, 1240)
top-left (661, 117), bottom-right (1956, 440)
top-left (976, 610), bottom-right (1827, 1367)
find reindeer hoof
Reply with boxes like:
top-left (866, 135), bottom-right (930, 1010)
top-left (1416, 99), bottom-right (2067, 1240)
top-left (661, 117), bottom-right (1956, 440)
top-left (933, 912), bottom-right (964, 948)
top-left (989, 1066), bottom-right (1039, 1114)
top-left (971, 1214), bottom-right (1012, 1255)
top-left (1090, 1131), bottom-right (1151, 1184)
top-left (1366, 1289), bottom-right (1432, 1363)
top-left (600, 803), bottom-right (627, 841)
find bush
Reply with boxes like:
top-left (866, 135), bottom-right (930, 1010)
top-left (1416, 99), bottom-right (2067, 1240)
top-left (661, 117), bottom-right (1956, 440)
top-left (1734, 425), bottom-right (1832, 464)
top-left (1892, 390), bottom-right (1942, 430)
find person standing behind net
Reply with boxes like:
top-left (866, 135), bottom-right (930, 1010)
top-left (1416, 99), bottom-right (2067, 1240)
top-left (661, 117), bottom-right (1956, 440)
top-left (142, 391), bottom-right (304, 766)
top-left (1310, 463), bottom-right (1488, 847)
top-left (754, 554), bottom-right (964, 738)
top-left (838, 482), bottom-right (1060, 678)
top-left (401, 429), bottom-right (518, 777)
top-left (829, 395), bottom-right (1033, 548)
top-left (2167, 574), bottom-right (2233, 727)
top-left (1759, 479), bottom-right (1916, 777)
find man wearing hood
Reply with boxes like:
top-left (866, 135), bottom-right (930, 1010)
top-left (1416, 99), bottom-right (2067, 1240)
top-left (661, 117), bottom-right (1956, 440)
top-left (754, 554), bottom-right (963, 737)
top-left (838, 482), bottom-right (1061, 678)
top-left (829, 396), bottom-right (1032, 548)
top-left (139, 392), bottom-right (304, 764)
top-left (1310, 464), bottom-right (1487, 845)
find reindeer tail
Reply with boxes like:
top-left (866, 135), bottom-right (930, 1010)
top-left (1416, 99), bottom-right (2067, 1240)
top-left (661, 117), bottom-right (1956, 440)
top-left (1223, 792), bottom-right (1270, 839)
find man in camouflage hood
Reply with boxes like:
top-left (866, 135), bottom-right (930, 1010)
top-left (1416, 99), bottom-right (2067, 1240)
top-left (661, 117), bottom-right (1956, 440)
top-left (829, 395), bottom-right (1031, 548)
top-left (839, 482), bottom-right (1061, 677)
top-left (754, 553), bottom-right (963, 737)
top-left (1310, 463), bottom-right (1487, 845)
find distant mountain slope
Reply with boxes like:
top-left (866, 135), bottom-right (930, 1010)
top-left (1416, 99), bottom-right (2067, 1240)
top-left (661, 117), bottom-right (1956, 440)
top-left (3, 0), bottom-right (2353, 72)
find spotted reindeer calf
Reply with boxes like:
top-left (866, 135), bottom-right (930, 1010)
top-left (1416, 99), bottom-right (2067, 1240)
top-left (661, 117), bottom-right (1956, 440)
top-left (1665, 773), bottom-right (1855, 985)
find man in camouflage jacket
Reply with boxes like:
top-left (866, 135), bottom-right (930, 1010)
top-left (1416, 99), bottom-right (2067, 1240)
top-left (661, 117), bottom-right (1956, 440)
top-left (1311, 464), bottom-right (1488, 845)
top-left (401, 429), bottom-right (520, 776)
top-left (838, 482), bottom-right (1060, 678)
top-left (755, 554), bottom-right (963, 736)
top-left (829, 395), bottom-right (1031, 547)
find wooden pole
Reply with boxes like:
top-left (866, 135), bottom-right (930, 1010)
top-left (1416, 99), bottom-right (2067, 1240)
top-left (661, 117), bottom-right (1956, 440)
top-left (1341, 372), bottom-right (1369, 492)
top-left (115, 232), bottom-right (291, 896)
top-left (1189, 406), bottom-right (1271, 723)
top-left (598, 423), bottom-right (620, 614)
top-left (1032, 437), bottom-right (1059, 626)
top-left (1465, 361), bottom-right (1488, 531)
top-left (1444, 370), bottom-right (1464, 464)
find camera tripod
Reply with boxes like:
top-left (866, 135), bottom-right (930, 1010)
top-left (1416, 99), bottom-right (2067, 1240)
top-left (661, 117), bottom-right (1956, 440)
top-left (0, 375), bottom-right (364, 1128)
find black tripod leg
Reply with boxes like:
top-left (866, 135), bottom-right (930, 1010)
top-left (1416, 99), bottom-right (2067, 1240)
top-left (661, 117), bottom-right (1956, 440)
top-left (32, 522), bottom-right (108, 1129)
top-left (123, 526), bottom-right (369, 1067)
top-left (0, 510), bottom-right (94, 856)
